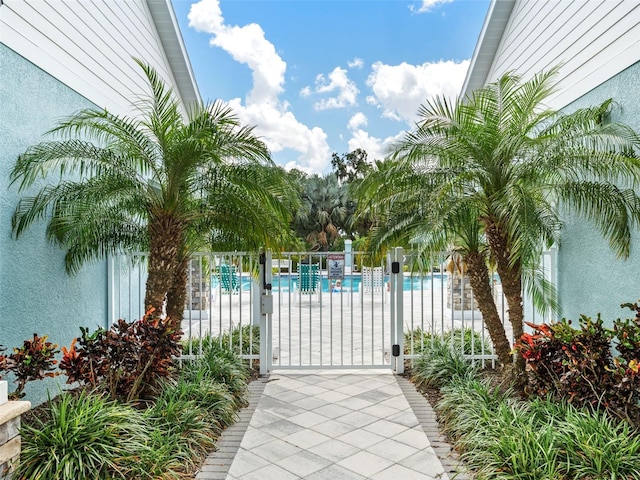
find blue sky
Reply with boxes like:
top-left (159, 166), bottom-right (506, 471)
top-left (172, 0), bottom-right (490, 173)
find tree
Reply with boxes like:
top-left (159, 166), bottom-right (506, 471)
top-left (293, 174), bottom-right (347, 251)
top-left (11, 59), bottom-right (295, 327)
top-left (357, 159), bottom-right (514, 366)
top-left (356, 70), bottom-right (640, 375)
top-left (331, 148), bottom-right (371, 183)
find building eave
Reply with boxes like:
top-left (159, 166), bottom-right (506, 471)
top-left (147, 0), bottom-right (201, 108)
top-left (461, 0), bottom-right (516, 99)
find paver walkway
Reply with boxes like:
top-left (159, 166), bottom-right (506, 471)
top-left (196, 370), bottom-right (470, 480)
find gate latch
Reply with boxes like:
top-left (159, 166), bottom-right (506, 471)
top-left (261, 295), bottom-right (273, 315)
top-left (392, 344), bottom-right (400, 357)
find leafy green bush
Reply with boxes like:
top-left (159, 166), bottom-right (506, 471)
top-left (558, 407), bottom-right (640, 479)
top-left (405, 327), bottom-right (491, 357)
top-left (435, 375), bottom-right (510, 440)
top-left (187, 341), bottom-right (249, 408)
top-left (433, 372), bottom-right (640, 480)
top-left (184, 324), bottom-right (260, 357)
top-left (17, 390), bottom-right (143, 480)
top-left (19, 320), bottom-right (252, 480)
top-left (615, 302), bottom-right (640, 362)
top-left (126, 345), bottom-right (248, 479)
top-left (161, 372), bottom-right (238, 433)
top-left (410, 334), bottom-right (478, 390)
top-left (137, 394), bottom-right (217, 476)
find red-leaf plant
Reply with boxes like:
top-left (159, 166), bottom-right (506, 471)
top-left (60, 308), bottom-right (183, 402)
top-left (0, 334), bottom-right (60, 399)
top-left (516, 307), bottom-right (640, 425)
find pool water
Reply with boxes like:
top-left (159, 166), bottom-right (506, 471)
top-left (268, 274), bottom-right (447, 293)
top-left (211, 274), bottom-right (448, 293)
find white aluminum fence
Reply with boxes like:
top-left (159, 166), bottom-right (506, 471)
top-left (109, 252), bottom-right (262, 368)
top-left (109, 248), bottom-right (557, 373)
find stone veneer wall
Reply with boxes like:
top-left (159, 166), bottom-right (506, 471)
top-left (0, 398), bottom-right (31, 479)
top-left (447, 275), bottom-right (476, 311)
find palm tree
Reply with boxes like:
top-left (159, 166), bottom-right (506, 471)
top-left (11, 59), bottom-right (295, 326)
top-left (357, 159), bottom-right (513, 366)
top-left (293, 174), bottom-right (347, 251)
top-left (358, 70), bottom-right (640, 374)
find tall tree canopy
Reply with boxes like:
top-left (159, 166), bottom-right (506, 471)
top-left (292, 173), bottom-right (347, 251)
top-left (11, 59), bottom-right (296, 325)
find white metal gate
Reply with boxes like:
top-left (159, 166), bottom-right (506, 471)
top-left (261, 249), bottom-right (404, 372)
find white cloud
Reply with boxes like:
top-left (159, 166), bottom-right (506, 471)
top-left (348, 112), bottom-right (368, 130)
top-left (299, 86), bottom-right (311, 98)
top-left (366, 59), bottom-right (469, 124)
top-left (188, 0), bottom-right (331, 171)
top-left (348, 57), bottom-right (364, 69)
top-left (307, 67), bottom-right (359, 110)
top-left (410, 0), bottom-right (454, 13)
top-left (227, 98), bottom-right (330, 172)
top-left (346, 113), bottom-right (404, 162)
top-left (347, 129), bottom-right (404, 162)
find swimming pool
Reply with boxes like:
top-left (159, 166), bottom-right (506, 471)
top-left (210, 273), bottom-right (447, 293)
top-left (268, 273), bottom-right (447, 293)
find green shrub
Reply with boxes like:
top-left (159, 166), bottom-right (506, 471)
top-left (17, 326), bottom-right (252, 480)
top-left (435, 375), bottom-right (509, 441)
top-left (558, 407), bottom-right (640, 480)
top-left (616, 301), bottom-right (640, 360)
top-left (187, 342), bottom-right (249, 407)
top-left (465, 400), bottom-right (567, 480)
top-left (161, 372), bottom-right (238, 433)
top-left (138, 394), bottom-right (217, 475)
top-left (433, 370), bottom-right (640, 480)
top-left (405, 327), bottom-right (491, 357)
top-left (183, 325), bottom-right (259, 357)
top-left (411, 336), bottom-right (478, 389)
top-left (17, 390), bottom-right (143, 480)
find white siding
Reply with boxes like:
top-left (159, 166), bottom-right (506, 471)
top-left (0, 0), bottom-right (183, 115)
top-left (485, 0), bottom-right (640, 109)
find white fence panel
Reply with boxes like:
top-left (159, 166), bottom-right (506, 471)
top-left (110, 247), bottom-right (557, 372)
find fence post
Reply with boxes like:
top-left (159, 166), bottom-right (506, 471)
top-left (389, 251), bottom-right (396, 365)
top-left (258, 251), bottom-right (273, 375)
top-left (394, 247), bottom-right (404, 374)
top-left (107, 255), bottom-right (115, 328)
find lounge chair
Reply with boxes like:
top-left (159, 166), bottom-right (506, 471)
top-left (360, 266), bottom-right (385, 302)
top-left (294, 263), bottom-right (320, 303)
top-left (219, 264), bottom-right (240, 295)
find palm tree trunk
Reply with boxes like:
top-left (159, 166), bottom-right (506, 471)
top-left (144, 215), bottom-right (183, 319)
top-left (166, 255), bottom-right (188, 331)
top-left (484, 221), bottom-right (526, 373)
top-left (464, 252), bottom-right (513, 367)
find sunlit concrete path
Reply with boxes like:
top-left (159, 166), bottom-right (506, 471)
top-left (195, 370), bottom-right (470, 480)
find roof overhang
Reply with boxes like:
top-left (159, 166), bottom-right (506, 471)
top-left (460, 0), bottom-right (516, 99)
top-left (147, 0), bottom-right (201, 107)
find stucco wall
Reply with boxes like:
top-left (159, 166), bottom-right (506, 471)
top-left (0, 45), bottom-right (108, 404)
top-left (557, 60), bottom-right (640, 325)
